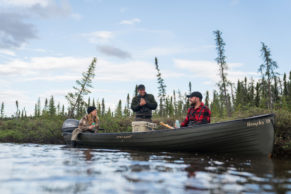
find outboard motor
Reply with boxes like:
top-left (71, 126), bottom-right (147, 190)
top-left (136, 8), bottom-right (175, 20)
top-left (62, 119), bottom-right (79, 133)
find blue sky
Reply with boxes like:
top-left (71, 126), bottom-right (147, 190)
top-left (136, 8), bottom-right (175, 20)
top-left (0, 0), bottom-right (290, 116)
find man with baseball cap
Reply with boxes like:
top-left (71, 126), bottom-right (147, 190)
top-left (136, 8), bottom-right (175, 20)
top-left (131, 84), bottom-right (157, 122)
top-left (180, 91), bottom-right (211, 127)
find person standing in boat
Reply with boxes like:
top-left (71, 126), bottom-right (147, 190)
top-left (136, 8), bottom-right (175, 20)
top-left (131, 84), bottom-right (157, 122)
top-left (181, 91), bottom-right (211, 127)
top-left (71, 106), bottom-right (99, 147)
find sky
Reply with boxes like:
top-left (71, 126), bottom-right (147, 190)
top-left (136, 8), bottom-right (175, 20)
top-left (0, 0), bottom-right (291, 116)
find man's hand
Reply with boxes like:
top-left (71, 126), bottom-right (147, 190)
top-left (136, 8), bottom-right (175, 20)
top-left (140, 98), bottom-right (147, 106)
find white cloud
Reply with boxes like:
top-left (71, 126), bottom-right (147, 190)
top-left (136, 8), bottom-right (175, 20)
top-left (0, 56), bottom-right (183, 82)
top-left (120, 18), bottom-right (141, 25)
top-left (119, 7), bottom-right (127, 13)
top-left (174, 59), bottom-right (258, 84)
top-left (0, 0), bottom-right (50, 7)
top-left (139, 45), bottom-right (216, 57)
top-left (0, 49), bottom-right (15, 56)
top-left (0, 57), bottom-right (92, 76)
top-left (82, 31), bottom-right (114, 44)
top-left (71, 13), bottom-right (82, 21)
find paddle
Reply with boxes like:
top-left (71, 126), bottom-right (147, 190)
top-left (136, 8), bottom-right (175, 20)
top-left (160, 122), bottom-right (175, 129)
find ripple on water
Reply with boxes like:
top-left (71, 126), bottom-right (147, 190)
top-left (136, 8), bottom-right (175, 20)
top-left (0, 143), bottom-right (291, 193)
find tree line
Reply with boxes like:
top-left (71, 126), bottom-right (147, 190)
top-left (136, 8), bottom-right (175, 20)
top-left (1, 30), bottom-right (290, 120)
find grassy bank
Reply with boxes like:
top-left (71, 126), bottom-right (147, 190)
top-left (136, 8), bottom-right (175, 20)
top-left (0, 109), bottom-right (290, 158)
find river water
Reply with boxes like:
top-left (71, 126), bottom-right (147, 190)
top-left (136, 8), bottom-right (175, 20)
top-left (0, 143), bottom-right (290, 194)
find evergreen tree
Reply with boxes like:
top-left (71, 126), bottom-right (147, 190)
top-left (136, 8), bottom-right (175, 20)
top-left (235, 80), bottom-right (243, 108)
top-left (97, 101), bottom-right (101, 115)
top-left (134, 85), bottom-right (138, 97)
top-left (49, 96), bottom-right (56, 117)
top-left (61, 105), bottom-right (65, 116)
top-left (258, 42), bottom-right (278, 110)
top-left (88, 97), bottom-right (91, 107)
top-left (101, 98), bottom-right (105, 116)
top-left (167, 96), bottom-right (174, 117)
top-left (214, 30), bottom-right (232, 116)
top-left (43, 98), bottom-right (48, 116)
top-left (248, 78), bottom-right (255, 106)
top-left (205, 91), bottom-right (209, 107)
top-left (0, 102), bottom-right (4, 118)
top-left (177, 90), bottom-right (184, 117)
top-left (37, 98), bottom-right (41, 117)
top-left (188, 81), bottom-right (192, 93)
top-left (173, 90), bottom-right (177, 115)
top-left (92, 98), bottom-right (96, 107)
top-left (34, 104), bottom-right (38, 117)
top-left (155, 57), bottom-right (167, 116)
top-left (210, 90), bottom-right (222, 117)
top-left (255, 82), bottom-right (260, 107)
top-left (115, 100), bottom-right (122, 117)
top-left (66, 57), bottom-right (97, 118)
top-left (283, 73), bottom-right (288, 97)
top-left (106, 107), bottom-right (112, 118)
top-left (288, 71), bottom-right (291, 110)
top-left (15, 100), bottom-right (19, 118)
top-left (273, 77), bottom-right (280, 105)
top-left (57, 103), bottom-right (60, 116)
top-left (124, 94), bottom-right (131, 116)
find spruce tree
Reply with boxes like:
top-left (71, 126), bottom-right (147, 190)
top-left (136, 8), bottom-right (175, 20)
top-left (248, 79), bottom-right (255, 107)
top-left (188, 81), bottom-right (192, 93)
top-left (255, 82), bottom-right (260, 107)
top-left (57, 103), bottom-right (60, 116)
top-left (49, 96), bottom-right (56, 117)
top-left (88, 97), bottom-right (91, 107)
top-left (15, 100), bottom-right (19, 118)
top-left (101, 98), bottom-right (105, 116)
top-left (210, 90), bottom-right (222, 117)
top-left (214, 30), bottom-right (232, 116)
top-left (124, 94), bottom-right (131, 116)
top-left (173, 90), bottom-right (177, 116)
top-left (205, 91), bottom-right (209, 107)
top-left (155, 57), bottom-right (166, 116)
top-left (92, 98), bottom-right (96, 107)
top-left (134, 85), bottom-right (138, 97)
top-left (97, 101), bottom-right (101, 115)
top-left (61, 105), bottom-right (65, 116)
top-left (258, 42), bottom-right (278, 110)
top-left (0, 102), bottom-right (4, 119)
top-left (66, 57), bottom-right (97, 118)
top-left (283, 73), bottom-right (288, 97)
top-left (37, 98), bottom-right (41, 117)
top-left (288, 71), bottom-right (291, 110)
top-left (273, 77), bottom-right (280, 106)
top-left (43, 98), bottom-right (48, 116)
top-left (34, 104), bottom-right (38, 117)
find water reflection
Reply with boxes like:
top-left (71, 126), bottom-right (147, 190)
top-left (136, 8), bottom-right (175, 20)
top-left (0, 143), bottom-right (290, 193)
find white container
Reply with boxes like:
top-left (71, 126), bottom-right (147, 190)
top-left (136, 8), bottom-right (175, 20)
top-left (132, 121), bottom-right (157, 132)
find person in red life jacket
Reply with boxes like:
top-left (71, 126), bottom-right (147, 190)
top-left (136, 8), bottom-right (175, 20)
top-left (181, 91), bottom-right (211, 127)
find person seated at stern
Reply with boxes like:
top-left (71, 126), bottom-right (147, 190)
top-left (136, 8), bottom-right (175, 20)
top-left (71, 106), bottom-right (99, 147)
top-left (131, 84), bottom-right (157, 122)
top-left (181, 91), bottom-right (211, 127)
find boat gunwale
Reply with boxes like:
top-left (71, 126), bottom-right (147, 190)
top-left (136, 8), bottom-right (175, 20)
top-left (62, 113), bottom-right (275, 137)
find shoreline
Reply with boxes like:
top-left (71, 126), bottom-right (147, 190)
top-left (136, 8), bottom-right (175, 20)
top-left (0, 110), bottom-right (290, 159)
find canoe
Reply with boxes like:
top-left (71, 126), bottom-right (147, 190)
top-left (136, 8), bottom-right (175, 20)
top-left (62, 114), bottom-right (275, 155)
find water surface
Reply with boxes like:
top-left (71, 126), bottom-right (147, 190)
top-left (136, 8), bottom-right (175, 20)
top-left (0, 143), bottom-right (290, 193)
